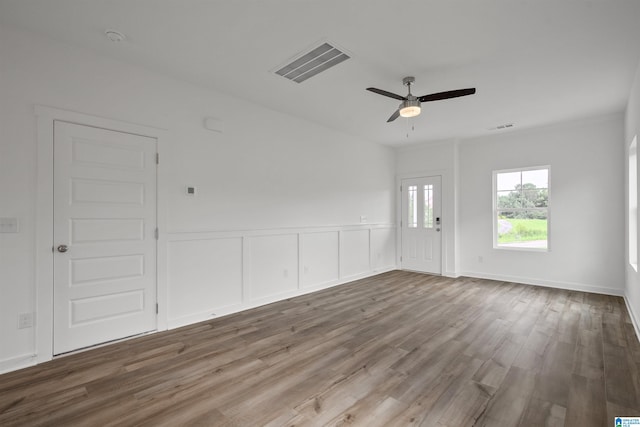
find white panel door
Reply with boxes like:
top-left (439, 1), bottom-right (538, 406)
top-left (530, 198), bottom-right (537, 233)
top-left (53, 121), bottom-right (157, 354)
top-left (401, 176), bottom-right (442, 274)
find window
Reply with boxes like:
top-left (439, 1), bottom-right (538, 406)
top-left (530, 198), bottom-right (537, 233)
top-left (630, 136), bottom-right (637, 271)
top-left (424, 184), bottom-right (433, 228)
top-left (408, 185), bottom-right (417, 228)
top-left (494, 166), bottom-right (549, 250)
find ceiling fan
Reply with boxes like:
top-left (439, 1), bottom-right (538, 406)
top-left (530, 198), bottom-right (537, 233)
top-left (366, 77), bottom-right (476, 122)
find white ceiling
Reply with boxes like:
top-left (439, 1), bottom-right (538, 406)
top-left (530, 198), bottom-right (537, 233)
top-left (1, 0), bottom-right (640, 146)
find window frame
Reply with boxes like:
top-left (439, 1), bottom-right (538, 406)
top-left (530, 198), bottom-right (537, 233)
top-left (492, 165), bottom-right (551, 252)
top-left (630, 136), bottom-right (638, 271)
top-left (424, 183), bottom-right (434, 229)
top-left (407, 184), bottom-right (418, 228)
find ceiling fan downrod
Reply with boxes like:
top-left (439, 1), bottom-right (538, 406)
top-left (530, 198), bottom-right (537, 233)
top-left (403, 76), bottom-right (415, 94)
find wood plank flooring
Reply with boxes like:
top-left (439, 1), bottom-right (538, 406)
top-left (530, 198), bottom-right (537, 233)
top-left (2, 270), bottom-right (640, 426)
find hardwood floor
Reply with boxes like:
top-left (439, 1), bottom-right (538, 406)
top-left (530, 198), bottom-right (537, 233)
top-left (1, 271), bottom-right (640, 426)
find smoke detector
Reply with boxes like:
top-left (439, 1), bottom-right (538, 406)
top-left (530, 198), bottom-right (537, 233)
top-left (105, 30), bottom-right (126, 43)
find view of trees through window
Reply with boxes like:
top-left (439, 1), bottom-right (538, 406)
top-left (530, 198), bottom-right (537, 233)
top-left (495, 167), bottom-right (549, 249)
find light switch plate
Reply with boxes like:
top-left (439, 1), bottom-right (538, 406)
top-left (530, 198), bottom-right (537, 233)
top-left (0, 217), bottom-right (18, 233)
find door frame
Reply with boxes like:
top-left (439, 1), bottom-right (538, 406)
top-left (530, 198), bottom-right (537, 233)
top-left (396, 170), bottom-right (451, 276)
top-left (35, 106), bottom-right (169, 363)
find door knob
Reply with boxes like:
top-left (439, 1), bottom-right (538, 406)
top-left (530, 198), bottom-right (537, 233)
top-left (57, 244), bottom-right (69, 253)
top-left (436, 228), bottom-right (441, 232)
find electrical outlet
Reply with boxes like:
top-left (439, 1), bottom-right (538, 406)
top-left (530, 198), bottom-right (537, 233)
top-left (18, 313), bottom-right (33, 329)
top-left (360, 215), bottom-right (367, 223)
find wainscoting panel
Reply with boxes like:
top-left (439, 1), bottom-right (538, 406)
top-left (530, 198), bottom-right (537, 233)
top-left (371, 227), bottom-right (396, 271)
top-left (300, 231), bottom-right (340, 289)
top-left (248, 234), bottom-right (299, 301)
top-left (340, 229), bottom-right (371, 280)
top-left (167, 237), bottom-right (243, 325)
top-left (166, 224), bottom-right (395, 328)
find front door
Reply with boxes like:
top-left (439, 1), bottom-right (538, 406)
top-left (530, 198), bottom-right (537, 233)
top-left (401, 176), bottom-right (442, 274)
top-left (53, 121), bottom-right (157, 354)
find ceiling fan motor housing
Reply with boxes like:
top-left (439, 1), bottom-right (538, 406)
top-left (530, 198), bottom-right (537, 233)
top-left (399, 76), bottom-right (421, 117)
top-left (403, 76), bottom-right (416, 86)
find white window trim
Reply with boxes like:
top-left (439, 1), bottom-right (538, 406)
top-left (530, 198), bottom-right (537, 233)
top-left (492, 165), bottom-right (551, 252)
top-left (630, 136), bottom-right (638, 272)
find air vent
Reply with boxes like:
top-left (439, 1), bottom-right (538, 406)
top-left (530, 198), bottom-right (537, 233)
top-left (275, 42), bottom-right (350, 83)
top-left (489, 123), bottom-right (515, 131)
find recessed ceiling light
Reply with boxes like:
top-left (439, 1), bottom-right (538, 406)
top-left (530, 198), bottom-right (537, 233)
top-left (105, 29), bottom-right (126, 43)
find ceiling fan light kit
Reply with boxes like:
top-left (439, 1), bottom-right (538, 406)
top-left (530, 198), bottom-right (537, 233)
top-left (366, 76), bottom-right (476, 123)
top-left (399, 100), bottom-right (421, 118)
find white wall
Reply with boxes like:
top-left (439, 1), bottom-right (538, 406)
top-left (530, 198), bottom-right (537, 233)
top-left (626, 59), bottom-right (640, 331)
top-left (1, 19), bottom-right (632, 374)
top-left (0, 25), bottom-right (396, 372)
top-left (397, 113), bottom-right (625, 295)
top-left (459, 114), bottom-right (624, 294)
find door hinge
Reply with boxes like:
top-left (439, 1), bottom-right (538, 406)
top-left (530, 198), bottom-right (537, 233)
top-left (400, 185), bottom-right (402, 192)
top-left (155, 228), bottom-right (159, 240)
top-left (156, 153), bottom-right (159, 164)
top-left (400, 255), bottom-right (403, 262)
top-left (156, 303), bottom-right (159, 314)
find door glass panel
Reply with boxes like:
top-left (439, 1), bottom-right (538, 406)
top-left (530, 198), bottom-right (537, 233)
top-left (408, 185), bottom-right (417, 228)
top-left (424, 184), bottom-right (433, 228)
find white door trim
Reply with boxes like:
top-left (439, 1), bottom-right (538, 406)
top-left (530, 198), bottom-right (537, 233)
top-left (396, 169), bottom-right (450, 276)
top-left (35, 105), bottom-right (169, 363)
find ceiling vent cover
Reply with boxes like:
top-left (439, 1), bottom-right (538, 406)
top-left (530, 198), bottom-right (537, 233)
top-left (489, 123), bottom-right (515, 131)
top-left (275, 42), bottom-right (350, 83)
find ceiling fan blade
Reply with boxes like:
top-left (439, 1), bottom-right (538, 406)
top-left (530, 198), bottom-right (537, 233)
top-left (367, 87), bottom-right (407, 101)
top-left (418, 88), bottom-right (476, 103)
top-left (387, 109), bottom-right (400, 122)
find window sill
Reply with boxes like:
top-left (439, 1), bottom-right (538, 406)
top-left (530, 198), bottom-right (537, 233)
top-left (494, 245), bottom-right (549, 252)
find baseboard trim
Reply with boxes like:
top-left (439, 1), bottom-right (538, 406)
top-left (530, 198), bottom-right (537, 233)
top-left (0, 354), bottom-right (37, 375)
top-left (624, 296), bottom-right (640, 343)
top-left (461, 271), bottom-right (624, 297)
